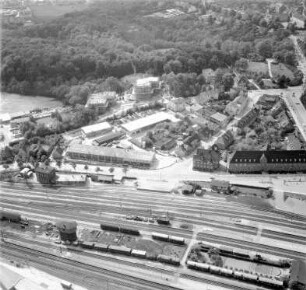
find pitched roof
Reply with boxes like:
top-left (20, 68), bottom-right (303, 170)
top-left (194, 148), bottom-right (220, 163)
top-left (230, 151), bottom-right (264, 164)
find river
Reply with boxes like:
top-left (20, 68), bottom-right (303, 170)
top-left (0, 92), bottom-right (63, 114)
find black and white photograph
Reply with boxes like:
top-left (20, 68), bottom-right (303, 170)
top-left (0, 0), bottom-right (306, 289)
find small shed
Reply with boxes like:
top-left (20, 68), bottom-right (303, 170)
top-left (181, 184), bottom-right (194, 195)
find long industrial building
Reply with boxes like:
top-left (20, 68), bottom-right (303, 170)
top-left (121, 112), bottom-right (178, 135)
top-left (66, 144), bottom-right (155, 168)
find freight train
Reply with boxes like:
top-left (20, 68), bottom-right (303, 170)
top-left (100, 223), bottom-right (140, 235)
top-left (199, 242), bottom-right (290, 267)
top-left (76, 241), bottom-right (180, 265)
top-left (152, 232), bottom-right (185, 245)
top-left (187, 261), bottom-right (285, 289)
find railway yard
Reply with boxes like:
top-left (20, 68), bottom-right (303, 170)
top-left (1, 181), bottom-right (306, 290)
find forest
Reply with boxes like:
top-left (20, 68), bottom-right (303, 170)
top-left (1, 0), bottom-right (299, 104)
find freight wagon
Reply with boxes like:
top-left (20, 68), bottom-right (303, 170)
top-left (187, 261), bottom-right (285, 289)
top-left (120, 227), bottom-right (140, 236)
top-left (81, 241), bottom-right (95, 249)
top-left (152, 232), bottom-right (169, 242)
top-left (131, 249), bottom-right (146, 258)
top-left (108, 245), bottom-right (132, 256)
top-left (157, 254), bottom-right (180, 266)
top-left (156, 216), bottom-right (170, 225)
top-left (100, 223), bottom-right (119, 232)
top-left (169, 235), bottom-right (185, 245)
top-left (94, 243), bottom-right (109, 252)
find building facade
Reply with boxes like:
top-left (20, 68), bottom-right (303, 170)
top-left (229, 150), bottom-right (306, 173)
top-left (85, 92), bottom-right (117, 114)
top-left (56, 220), bottom-right (77, 242)
top-left (236, 107), bottom-right (259, 129)
top-left (133, 77), bottom-right (160, 101)
top-left (81, 122), bottom-right (112, 139)
top-left (193, 148), bottom-right (220, 172)
top-left (35, 166), bottom-right (56, 184)
top-left (167, 97), bottom-right (185, 112)
top-left (66, 144), bottom-right (155, 168)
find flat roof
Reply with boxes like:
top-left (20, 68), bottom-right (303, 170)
top-left (86, 92), bottom-right (117, 106)
top-left (81, 122), bottom-right (111, 135)
top-left (211, 112), bottom-right (227, 122)
top-left (67, 144), bottom-right (155, 163)
top-left (121, 112), bottom-right (178, 132)
top-left (136, 77), bottom-right (159, 86)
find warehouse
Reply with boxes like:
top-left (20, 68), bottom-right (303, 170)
top-left (92, 131), bottom-right (125, 146)
top-left (66, 144), bottom-right (155, 168)
top-left (81, 122), bottom-right (112, 138)
top-left (121, 112), bottom-right (177, 135)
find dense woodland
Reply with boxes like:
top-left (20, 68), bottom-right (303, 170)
top-left (1, 0), bottom-right (299, 104)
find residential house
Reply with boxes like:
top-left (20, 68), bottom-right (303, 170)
top-left (193, 148), bottom-right (220, 172)
top-left (225, 93), bottom-right (249, 117)
top-left (35, 166), bottom-right (56, 184)
top-left (210, 112), bottom-right (228, 127)
top-left (190, 103), bottom-right (202, 114)
top-left (214, 130), bottom-right (234, 150)
top-left (236, 107), bottom-right (259, 129)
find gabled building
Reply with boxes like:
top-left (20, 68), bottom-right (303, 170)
top-left (35, 166), bottom-right (56, 184)
top-left (193, 148), bottom-right (220, 172)
top-left (237, 107), bottom-right (259, 129)
top-left (202, 69), bottom-right (216, 84)
top-left (214, 130), bottom-right (235, 150)
top-left (229, 150), bottom-right (306, 173)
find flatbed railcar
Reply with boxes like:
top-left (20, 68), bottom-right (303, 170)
top-left (108, 245), bottom-right (132, 256)
top-left (258, 277), bottom-right (284, 288)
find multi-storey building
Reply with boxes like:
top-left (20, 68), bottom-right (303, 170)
top-left (66, 144), bottom-right (155, 168)
top-left (236, 107), bottom-right (259, 129)
top-left (193, 148), bottom-right (220, 172)
top-left (229, 150), bottom-right (306, 173)
top-left (35, 166), bottom-right (56, 184)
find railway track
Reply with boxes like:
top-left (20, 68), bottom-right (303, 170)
top-left (197, 233), bottom-right (306, 260)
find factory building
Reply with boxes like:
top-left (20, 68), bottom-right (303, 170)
top-left (133, 77), bottom-right (160, 101)
top-left (55, 220), bottom-right (77, 242)
top-left (229, 150), bottom-right (306, 173)
top-left (66, 144), bottom-right (155, 168)
top-left (81, 122), bottom-right (112, 139)
top-left (92, 131), bottom-right (125, 146)
top-left (121, 112), bottom-right (177, 135)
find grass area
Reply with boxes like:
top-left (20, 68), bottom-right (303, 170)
top-left (271, 63), bottom-right (294, 80)
top-left (247, 62), bottom-right (269, 75)
top-left (29, 3), bottom-right (88, 22)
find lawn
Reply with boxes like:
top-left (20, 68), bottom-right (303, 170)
top-left (271, 63), bottom-right (294, 80)
top-left (246, 62), bottom-right (269, 75)
top-left (29, 3), bottom-right (88, 22)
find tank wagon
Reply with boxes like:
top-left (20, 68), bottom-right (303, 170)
top-left (187, 261), bottom-right (284, 288)
top-left (152, 232), bottom-right (185, 245)
top-left (0, 211), bottom-right (22, 223)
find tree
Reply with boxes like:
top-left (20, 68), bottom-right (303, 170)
top-left (84, 164), bottom-right (89, 170)
top-left (96, 166), bottom-right (100, 172)
top-left (222, 73), bottom-right (234, 91)
top-left (256, 40), bottom-right (273, 59)
top-left (109, 167), bottom-right (114, 173)
top-left (122, 166), bottom-right (128, 176)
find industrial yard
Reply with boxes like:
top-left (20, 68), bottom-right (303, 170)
top-left (1, 180), bottom-right (306, 290)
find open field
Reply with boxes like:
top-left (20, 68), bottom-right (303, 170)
top-left (247, 62), bottom-right (269, 75)
top-left (29, 3), bottom-right (88, 22)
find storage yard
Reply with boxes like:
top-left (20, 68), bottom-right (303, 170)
top-left (1, 181), bottom-right (306, 290)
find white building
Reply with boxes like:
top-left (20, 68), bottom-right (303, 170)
top-left (210, 112), bottom-right (228, 127)
top-left (81, 122), bottom-right (112, 138)
top-left (133, 77), bottom-right (160, 101)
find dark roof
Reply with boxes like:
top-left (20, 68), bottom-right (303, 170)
top-left (290, 260), bottom-right (306, 285)
top-left (94, 131), bottom-right (124, 145)
top-left (230, 151), bottom-right (264, 164)
top-left (194, 149), bottom-right (220, 163)
top-left (231, 150), bottom-right (306, 164)
top-left (265, 150), bottom-right (306, 163)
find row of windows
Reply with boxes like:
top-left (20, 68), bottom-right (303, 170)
top-left (234, 158), bottom-right (306, 163)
